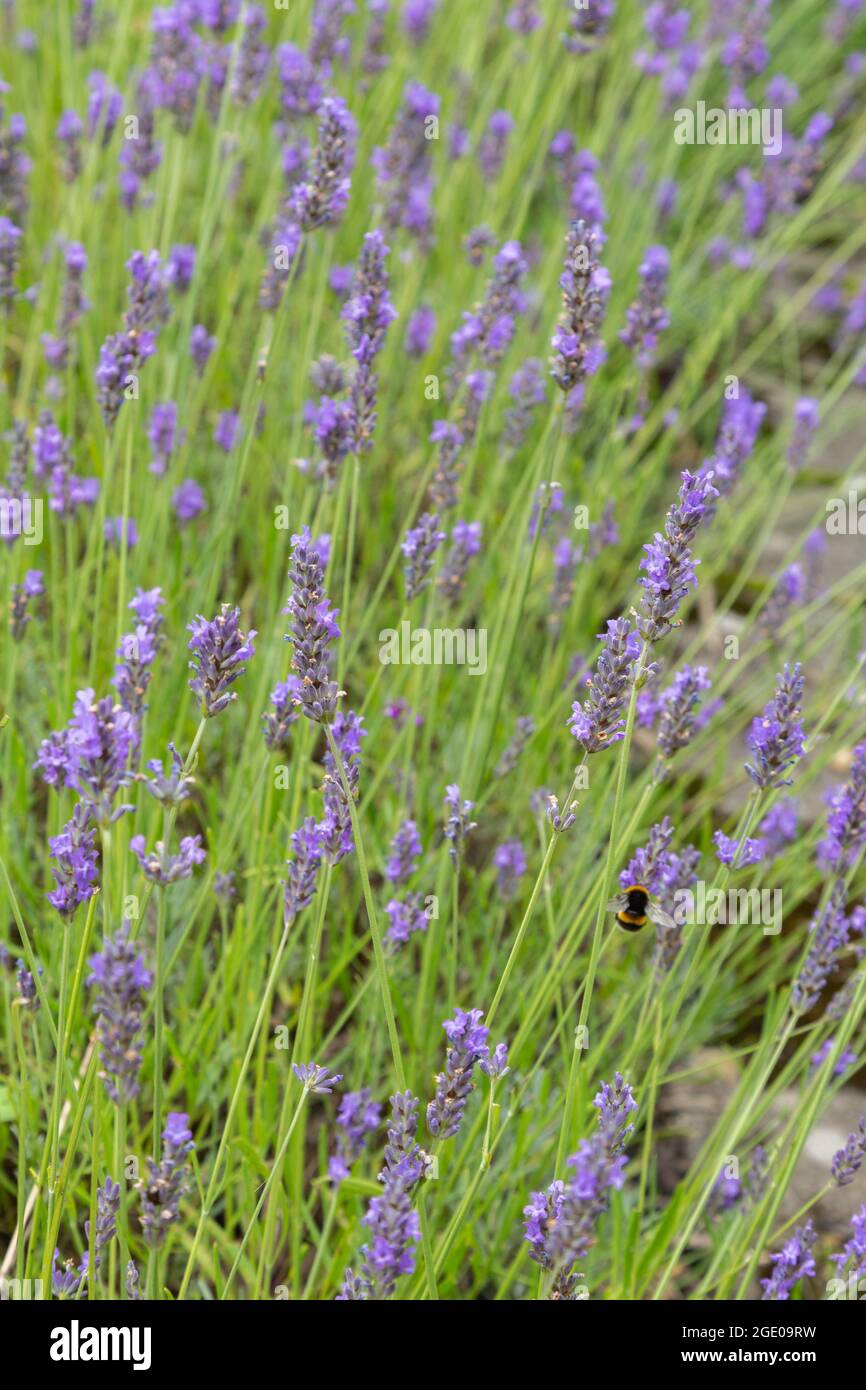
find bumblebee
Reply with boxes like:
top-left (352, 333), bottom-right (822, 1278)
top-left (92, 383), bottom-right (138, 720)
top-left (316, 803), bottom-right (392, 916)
top-left (606, 883), bottom-right (676, 934)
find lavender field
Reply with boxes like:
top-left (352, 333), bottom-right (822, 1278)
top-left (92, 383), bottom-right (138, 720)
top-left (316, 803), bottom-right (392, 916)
top-left (1, 0), bottom-right (866, 1308)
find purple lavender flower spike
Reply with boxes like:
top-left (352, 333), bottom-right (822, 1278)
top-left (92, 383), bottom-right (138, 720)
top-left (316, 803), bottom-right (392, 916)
top-left (16, 959), bottom-right (40, 1012)
top-left (788, 397), bottom-right (820, 472)
top-left (113, 587), bottom-right (164, 720)
top-left (563, 0), bottom-right (615, 55)
top-left (231, 4), bottom-right (270, 107)
top-left (188, 603), bottom-right (256, 718)
top-left (189, 323), bottom-right (216, 375)
top-left (129, 833), bottom-right (206, 885)
top-left (96, 250), bottom-right (167, 429)
top-left (385, 819), bottom-right (422, 884)
top-left (480, 1042), bottom-right (510, 1079)
top-left (495, 715), bottom-right (536, 778)
top-left (638, 470), bottom-right (718, 642)
top-left (88, 925), bottom-right (153, 1103)
top-left (818, 743), bottom-right (866, 871)
top-left (48, 803), bottom-right (99, 917)
top-left (437, 519), bottom-right (482, 602)
top-left (655, 665), bottom-right (711, 769)
top-left (745, 664), bottom-right (806, 790)
top-left (321, 708), bottom-right (366, 863)
top-left (758, 799), bottom-right (798, 858)
top-left (792, 883), bottom-right (851, 1013)
top-left (761, 1221), bottom-right (816, 1300)
top-left (292, 96), bottom-right (357, 231)
top-left (700, 390), bottom-right (766, 503)
top-left (831, 1203), bottom-right (866, 1284)
top-left (832, 1118), bottom-right (866, 1186)
top-left (405, 305), bottom-right (435, 357)
top-left (426, 1008), bottom-right (490, 1139)
top-left (404, 0), bottom-right (438, 43)
top-left (148, 402), bottom-right (180, 475)
top-left (713, 831), bottom-right (765, 868)
top-left (427, 421), bottom-right (464, 512)
top-left (284, 526), bottom-right (341, 722)
top-left (284, 817), bottom-right (324, 923)
top-left (402, 510), bottom-right (446, 599)
top-left (329, 1088), bottom-right (382, 1184)
top-left (493, 839), bottom-right (527, 899)
top-left (140, 743), bottom-right (195, 807)
top-left (524, 1071), bottom-right (636, 1300)
top-left (507, 1), bottom-right (541, 36)
top-left (166, 244), bottom-right (195, 293)
top-left (0, 216), bottom-right (22, 308)
top-left (568, 617), bottom-right (640, 754)
top-left (343, 228), bottom-right (397, 453)
top-left (620, 244), bottom-right (670, 369)
top-left (384, 893), bottom-right (429, 950)
top-left (371, 81), bottom-right (439, 244)
top-left (504, 358), bottom-right (547, 448)
top-left (620, 817), bottom-right (675, 894)
top-left (172, 478), bottom-right (206, 522)
top-left (443, 783), bottom-right (476, 866)
top-left (213, 409), bottom-right (240, 453)
top-left (37, 690), bottom-right (136, 821)
top-left (477, 109), bottom-right (513, 180)
top-left (293, 1062), bottom-right (343, 1094)
top-left (262, 677), bottom-right (301, 752)
top-left (338, 1151), bottom-right (421, 1300)
top-left (10, 569), bottom-right (43, 641)
top-left (259, 218), bottom-right (301, 311)
top-left (139, 1113), bottom-right (195, 1249)
top-left (550, 219), bottom-right (610, 392)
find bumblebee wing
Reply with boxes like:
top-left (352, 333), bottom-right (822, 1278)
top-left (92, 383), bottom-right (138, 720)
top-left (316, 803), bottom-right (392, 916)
top-left (647, 901), bottom-right (678, 930)
top-left (606, 893), bottom-right (629, 915)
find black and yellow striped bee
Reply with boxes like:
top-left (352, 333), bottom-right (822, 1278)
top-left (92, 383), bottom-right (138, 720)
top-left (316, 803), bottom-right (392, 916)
top-left (606, 883), bottom-right (676, 934)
